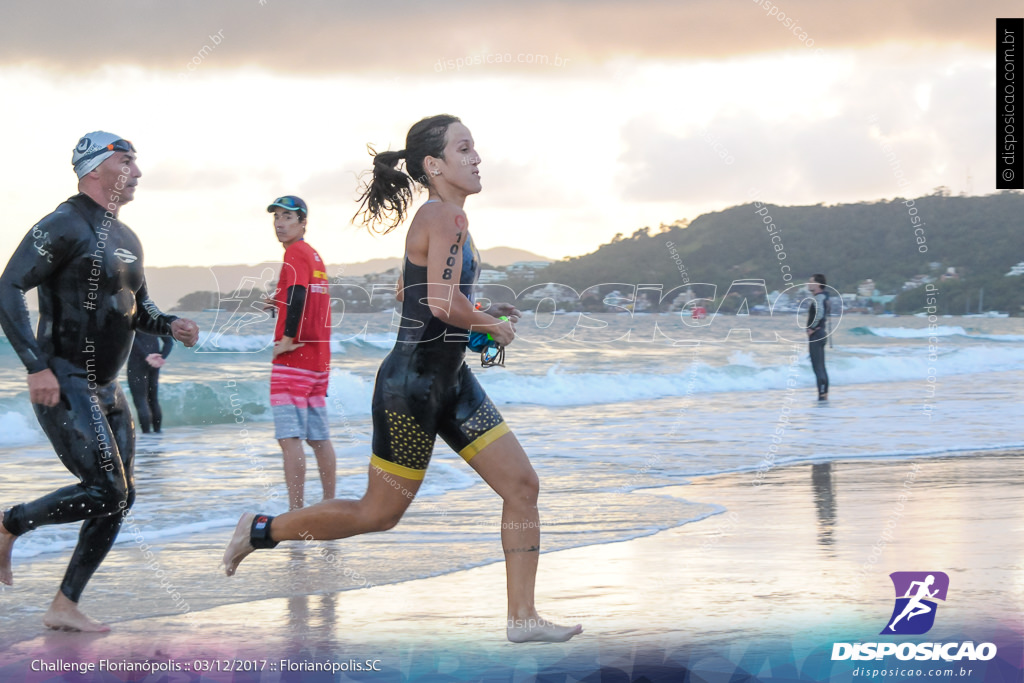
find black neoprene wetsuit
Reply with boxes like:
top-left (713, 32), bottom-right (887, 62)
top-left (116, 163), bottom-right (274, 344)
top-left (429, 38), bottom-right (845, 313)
top-left (807, 290), bottom-right (830, 397)
top-left (0, 193), bottom-right (177, 602)
top-left (127, 333), bottom-right (173, 433)
top-left (368, 229), bottom-right (507, 480)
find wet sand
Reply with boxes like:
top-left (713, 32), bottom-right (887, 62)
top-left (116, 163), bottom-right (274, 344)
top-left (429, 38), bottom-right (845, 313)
top-left (1, 453), bottom-right (1022, 681)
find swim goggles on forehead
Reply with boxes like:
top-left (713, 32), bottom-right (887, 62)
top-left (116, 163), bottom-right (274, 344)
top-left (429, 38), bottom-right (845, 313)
top-left (77, 139), bottom-right (135, 163)
top-left (270, 196), bottom-right (304, 211)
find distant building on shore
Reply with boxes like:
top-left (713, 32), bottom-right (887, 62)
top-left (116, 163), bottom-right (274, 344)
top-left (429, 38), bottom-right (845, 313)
top-left (478, 269), bottom-right (509, 283)
top-left (506, 261), bottom-right (551, 280)
top-left (519, 282), bottom-right (578, 305)
top-left (902, 274), bottom-right (934, 290)
top-left (1006, 261), bottom-right (1024, 277)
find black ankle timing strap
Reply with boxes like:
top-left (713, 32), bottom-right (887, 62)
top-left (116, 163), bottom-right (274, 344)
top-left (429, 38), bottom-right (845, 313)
top-left (250, 514), bottom-right (279, 549)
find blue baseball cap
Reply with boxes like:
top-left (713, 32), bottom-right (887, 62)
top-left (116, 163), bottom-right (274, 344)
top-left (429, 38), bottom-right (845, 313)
top-left (267, 195), bottom-right (308, 217)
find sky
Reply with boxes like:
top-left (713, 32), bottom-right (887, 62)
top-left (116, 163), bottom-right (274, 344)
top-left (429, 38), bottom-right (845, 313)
top-left (0, 0), bottom-right (1013, 268)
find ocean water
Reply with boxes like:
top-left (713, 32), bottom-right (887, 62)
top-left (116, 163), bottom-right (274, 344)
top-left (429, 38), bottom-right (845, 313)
top-left (0, 311), bottom-right (1022, 637)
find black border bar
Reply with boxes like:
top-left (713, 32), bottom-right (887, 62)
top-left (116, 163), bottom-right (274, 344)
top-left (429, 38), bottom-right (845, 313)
top-left (997, 18), bottom-right (1023, 190)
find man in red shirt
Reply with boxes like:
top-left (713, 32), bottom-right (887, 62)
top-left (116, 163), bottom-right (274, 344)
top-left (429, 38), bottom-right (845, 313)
top-left (267, 196), bottom-right (336, 509)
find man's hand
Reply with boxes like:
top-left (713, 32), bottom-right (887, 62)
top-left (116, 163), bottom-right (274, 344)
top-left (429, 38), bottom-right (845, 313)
top-left (806, 328), bottom-right (814, 336)
top-left (273, 335), bottom-right (305, 358)
top-left (27, 368), bottom-right (60, 407)
top-left (486, 302), bottom-right (522, 324)
top-left (145, 353), bottom-right (166, 369)
top-left (171, 318), bottom-right (200, 347)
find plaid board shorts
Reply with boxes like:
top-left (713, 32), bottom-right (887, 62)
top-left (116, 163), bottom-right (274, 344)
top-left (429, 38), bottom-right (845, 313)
top-left (270, 364), bottom-right (330, 440)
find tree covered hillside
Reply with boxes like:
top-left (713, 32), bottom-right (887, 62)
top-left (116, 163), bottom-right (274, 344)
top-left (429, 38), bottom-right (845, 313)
top-left (541, 191), bottom-right (1024, 314)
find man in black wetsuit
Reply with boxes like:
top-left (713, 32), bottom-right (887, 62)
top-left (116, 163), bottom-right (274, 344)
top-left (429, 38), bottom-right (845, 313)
top-left (0, 131), bottom-right (199, 632)
top-left (127, 332), bottom-right (174, 434)
top-left (806, 273), bottom-right (830, 400)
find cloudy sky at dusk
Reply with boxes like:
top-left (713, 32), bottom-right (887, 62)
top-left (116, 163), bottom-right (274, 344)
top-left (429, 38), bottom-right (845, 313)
top-left (0, 1), bottom-right (1014, 268)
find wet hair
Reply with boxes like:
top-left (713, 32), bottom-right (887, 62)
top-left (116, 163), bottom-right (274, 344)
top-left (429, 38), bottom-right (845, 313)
top-left (811, 273), bottom-right (827, 286)
top-left (354, 114), bottom-right (461, 234)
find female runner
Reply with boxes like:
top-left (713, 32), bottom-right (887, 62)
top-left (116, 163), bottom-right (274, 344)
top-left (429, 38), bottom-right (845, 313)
top-left (223, 114), bottom-right (581, 643)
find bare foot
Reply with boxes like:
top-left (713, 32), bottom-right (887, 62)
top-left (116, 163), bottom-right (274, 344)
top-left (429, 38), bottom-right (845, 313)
top-left (223, 513), bottom-right (255, 577)
top-left (507, 615), bottom-right (583, 643)
top-left (0, 520), bottom-right (14, 585)
top-left (43, 592), bottom-right (110, 632)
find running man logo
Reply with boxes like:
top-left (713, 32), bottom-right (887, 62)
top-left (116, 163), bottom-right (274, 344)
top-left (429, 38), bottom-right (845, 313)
top-left (882, 571), bottom-right (949, 635)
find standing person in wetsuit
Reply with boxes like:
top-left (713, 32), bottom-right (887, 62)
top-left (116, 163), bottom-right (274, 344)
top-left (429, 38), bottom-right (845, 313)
top-left (266, 195), bottom-right (336, 510)
top-left (127, 332), bottom-right (173, 434)
top-left (223, 115), bottom-right (582, 643)
top-left (806, 273), bottom-right (830, 400)
top-left (0, 131), bottom-right (199, 632)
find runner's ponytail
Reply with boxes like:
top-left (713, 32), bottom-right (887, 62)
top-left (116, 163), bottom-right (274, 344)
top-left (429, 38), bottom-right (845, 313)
top-left (354, 114), bottom-right (461, 234)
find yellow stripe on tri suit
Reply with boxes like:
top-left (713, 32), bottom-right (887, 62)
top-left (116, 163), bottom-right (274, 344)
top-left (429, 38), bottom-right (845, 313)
top-left (459, 422), bottom-right (510, 462)
top-left (370, 454), bottom-right (428, 481)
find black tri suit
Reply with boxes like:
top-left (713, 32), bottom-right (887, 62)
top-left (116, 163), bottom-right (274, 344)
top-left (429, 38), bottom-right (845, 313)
top-left (369, 229), bottom-right (507, 481)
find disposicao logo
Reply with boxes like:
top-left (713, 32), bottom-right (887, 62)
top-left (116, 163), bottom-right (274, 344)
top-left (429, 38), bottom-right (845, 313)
top-left (831, 571), bottom-right (997, 662)
top-left (883, 571), bottom-right (948, 635)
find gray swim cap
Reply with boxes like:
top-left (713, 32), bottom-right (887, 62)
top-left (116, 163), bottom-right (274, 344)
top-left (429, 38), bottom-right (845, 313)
top-left (72, 131), bottom-right (135, 178)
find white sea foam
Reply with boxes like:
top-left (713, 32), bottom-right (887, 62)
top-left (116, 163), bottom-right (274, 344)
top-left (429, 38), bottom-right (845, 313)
top-left (0, 411), bottom-right (39, 446)
top-left (84, 343), bottom-right (1024, 427)
top-left (853, 325), bottom-right (1024, 341)
top-left (477, 345), bottom-right (1024, 406)
top-left (857, 325), bottom-right (969, 338)
top-left (189, 331), bottom-right (397, 354)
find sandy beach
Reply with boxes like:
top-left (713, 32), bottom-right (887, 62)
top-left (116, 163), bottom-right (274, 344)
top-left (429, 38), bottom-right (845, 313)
top-left (1, 452), bottom-right (1021, 682)
top-left (3, 0), bottom-right (1024, 679)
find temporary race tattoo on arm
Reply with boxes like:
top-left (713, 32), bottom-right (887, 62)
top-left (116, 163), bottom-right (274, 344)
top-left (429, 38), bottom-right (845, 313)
top-left (442, 216), bottom-right (466, 281)
top-left (504, 545), bottom-right (540, 554)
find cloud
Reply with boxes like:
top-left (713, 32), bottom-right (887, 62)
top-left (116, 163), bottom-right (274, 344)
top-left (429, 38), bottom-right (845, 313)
top-left (2, 0), bottom-right (1017, 74)
top-left (616, 55), bottom-right (993, 206)
top-left (298, 166), bottom-right (365, 205)
top-left (295, 156), bottom-right (578, 213)
top-left (143, 163), bottom-right (283, 192)
top-left (473, 158), bottom-right (580, 209)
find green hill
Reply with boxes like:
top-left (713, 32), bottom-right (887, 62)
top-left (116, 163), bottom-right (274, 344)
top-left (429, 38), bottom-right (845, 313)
top-left (540, 191), bottom-right (1024, 315)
